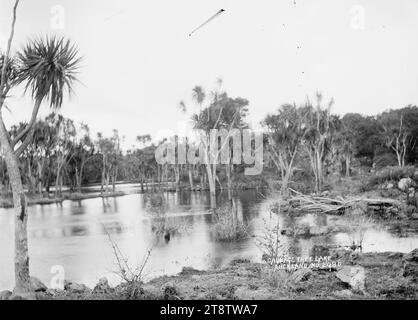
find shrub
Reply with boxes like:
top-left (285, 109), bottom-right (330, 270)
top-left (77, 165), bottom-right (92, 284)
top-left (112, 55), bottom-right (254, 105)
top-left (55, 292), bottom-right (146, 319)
top-left (255, 219), bottom-right (292, 288)
top-left (212, 204), bottom-right (249, 242)
top-left (345, 207), bottom-right (373, 250)
top-left (373, 275), bottom-right (416, 298)
top-left (366, 166), bottom-right (418, 190)
top-left (256, 219), bottom-right (285, 268)
top-left (144, 192), bottom-right (167, 213)
top-left (151, 215), bottom-right (190, 238)
top-left (103, 224), bottom-right (152, 299)
top-left (374, 153), bottom-right (398, 168)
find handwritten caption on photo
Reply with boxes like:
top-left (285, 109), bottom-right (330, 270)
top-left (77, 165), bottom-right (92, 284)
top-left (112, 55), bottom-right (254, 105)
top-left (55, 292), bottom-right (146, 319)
top-left (269, 255), bottom-right (341, 271)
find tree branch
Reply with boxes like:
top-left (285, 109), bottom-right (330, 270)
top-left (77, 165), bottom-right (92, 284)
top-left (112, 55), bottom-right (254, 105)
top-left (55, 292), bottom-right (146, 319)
top-left (12, 99), bottom-right (42, 148)
top-left (0, 0), bottom-right (19, 110)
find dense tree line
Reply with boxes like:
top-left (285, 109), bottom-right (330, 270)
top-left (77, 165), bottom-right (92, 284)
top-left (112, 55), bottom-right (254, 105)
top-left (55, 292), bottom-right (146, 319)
top-left (264, 96), bottom-right (418, 193)
top-left (1, 96), bottom-right (417, 198)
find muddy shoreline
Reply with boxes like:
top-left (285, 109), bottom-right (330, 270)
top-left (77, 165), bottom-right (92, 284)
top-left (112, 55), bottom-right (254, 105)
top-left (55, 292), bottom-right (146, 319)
top-left (0, 185), bottom-right (268, 209)
top-left (1, 249), bottom-right (417, 300)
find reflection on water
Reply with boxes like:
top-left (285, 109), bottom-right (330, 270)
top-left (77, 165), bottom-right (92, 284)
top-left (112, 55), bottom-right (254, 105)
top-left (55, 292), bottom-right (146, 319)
top-left (0, 188), bottom-right (417, 290)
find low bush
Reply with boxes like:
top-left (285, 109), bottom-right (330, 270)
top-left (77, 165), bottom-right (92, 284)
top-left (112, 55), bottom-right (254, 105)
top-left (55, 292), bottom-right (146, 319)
top-left (212, 204), bottom-right (249, 242)
top-left (103, 224), bottom-right (152, 299)
top-left (151, 215), bottom-right (190, 238)
top-left (365, 166), bottom-right (418, 190)
top-left (256, 218), bottom-right (285, 268)
top-left (144, 192), bottom-right (167, 213)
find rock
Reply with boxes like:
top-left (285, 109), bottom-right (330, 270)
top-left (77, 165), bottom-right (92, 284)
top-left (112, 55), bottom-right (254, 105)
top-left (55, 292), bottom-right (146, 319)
top-left (290, 268), bottom-right (312, 282)
top-left (0, 290), bottom-right (12, 300)
top-left (335, 266), bottom-right (366, 292)
top-left (386, 183), bottom-right (394, 190)
top-left (92, 277), bottom-right (112, 294)
top-left (398, 178), bottom-right (415, 192)
top-left (30, 276), bottom-right (47, 292)
top-left (64, 281), bottom-right (89, 293)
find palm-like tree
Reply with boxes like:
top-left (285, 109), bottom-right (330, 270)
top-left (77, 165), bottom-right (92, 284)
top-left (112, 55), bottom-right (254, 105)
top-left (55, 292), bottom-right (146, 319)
top-left (191, 85), bottom-right (206, 119)
top-left (0, 1), bottom-right (81, 295)
top-left (191, 86), bottom-right (205, 108)
top-left (12, 37), bottom-right (80, 153)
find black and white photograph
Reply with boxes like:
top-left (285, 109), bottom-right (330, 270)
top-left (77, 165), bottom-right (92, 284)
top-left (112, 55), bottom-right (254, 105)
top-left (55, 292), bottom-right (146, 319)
top-left (0, 0), bottom-right (418, 307)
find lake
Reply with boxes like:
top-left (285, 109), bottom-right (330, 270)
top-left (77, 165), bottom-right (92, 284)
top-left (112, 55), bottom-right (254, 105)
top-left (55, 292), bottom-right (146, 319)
top-left (1, 187), bottom-right (418, 290)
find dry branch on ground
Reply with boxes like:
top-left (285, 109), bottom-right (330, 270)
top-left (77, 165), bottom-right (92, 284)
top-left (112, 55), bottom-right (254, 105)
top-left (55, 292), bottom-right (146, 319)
top-left (287, 188), bottom-right (402, 215)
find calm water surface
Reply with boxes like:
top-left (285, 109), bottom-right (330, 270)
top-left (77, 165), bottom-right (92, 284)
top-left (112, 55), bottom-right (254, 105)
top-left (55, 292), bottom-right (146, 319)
top-left (1, 187), bottom-right (417, 290)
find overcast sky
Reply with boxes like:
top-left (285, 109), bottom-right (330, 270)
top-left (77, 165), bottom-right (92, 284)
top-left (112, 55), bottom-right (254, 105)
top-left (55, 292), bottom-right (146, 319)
top-left (1, 0), bottom-right (418, 149)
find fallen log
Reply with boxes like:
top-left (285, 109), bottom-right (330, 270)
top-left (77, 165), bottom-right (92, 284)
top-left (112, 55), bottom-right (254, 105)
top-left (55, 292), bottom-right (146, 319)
top-left (287, 188), bottom-right (402, 215)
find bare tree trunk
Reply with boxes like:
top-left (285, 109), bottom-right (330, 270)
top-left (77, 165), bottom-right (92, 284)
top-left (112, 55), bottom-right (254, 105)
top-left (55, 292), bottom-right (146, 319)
top-left (59, 174), bottom-right (63, 197)
top-left (77, 161), bottom-right (86, 193)
top-left (216, 174), bottom-right (223, 191)
top-left (316, 149), bottom-right (323, 193)
top-left (140, 175), bottom-right (144, 192)
top-left (100, 156), bottom-right (106, 194)
top-left (0, 5), bottom-right (31, 295)
top-left (396, 150), bottom-right (402, 167)
top-left (188, 165), bottom-right (194, 191)
top-left (75, 166), bottom-right (80, 192)
top-left (281, 171), bottom-right (292, 196)
top-left (163, 165), bottom-right (168, 190)
top-left (157, 165), bottom-right (161, 190)
top-left (112, 166), bottom-right (117, 192)
top-left (105, 171), bottom-right (110, 196)
top-left (175, 164), bottom-right (180, 191)
top-left (0, 119), bottom-right (31, 295)
top-left (205, 163), bottom-right (216, 208)
top-left (200, 166), bottom-right (204, 191)
top-left (345, 155), bottom-right (350, 177)
top-left (36, 159), bottom-right (43, 195)
top-left (55, 167), bottom-right (60, 198)
top-left (226, 163), bottom-right (232, 201)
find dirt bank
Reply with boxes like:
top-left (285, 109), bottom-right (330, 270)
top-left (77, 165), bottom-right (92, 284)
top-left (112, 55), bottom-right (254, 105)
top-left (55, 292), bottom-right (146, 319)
top-left (2, 249), bottom-right (416, 300)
